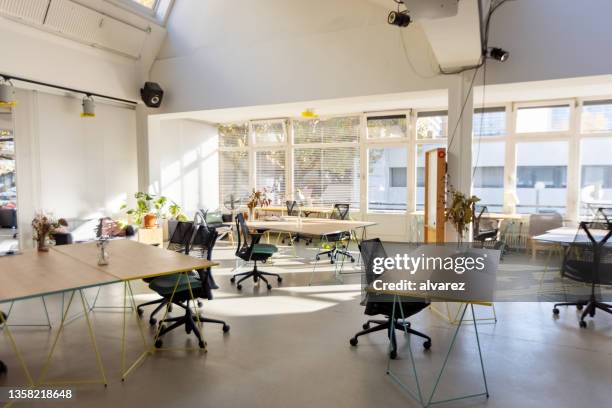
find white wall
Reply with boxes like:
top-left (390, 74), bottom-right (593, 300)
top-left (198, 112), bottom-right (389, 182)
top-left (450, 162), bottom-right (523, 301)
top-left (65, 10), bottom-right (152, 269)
top-left (13, 89), bottom-right (138, 248)
top-left (148, 118), bottom-right (219, 217)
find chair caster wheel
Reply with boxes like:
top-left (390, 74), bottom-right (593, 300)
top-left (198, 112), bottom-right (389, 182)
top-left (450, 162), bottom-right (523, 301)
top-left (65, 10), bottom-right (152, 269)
top-left (222, 324), bottom-right (230, 333)
top-left (254, 276), bottom-right (259, 283)
top-left (266, 284), bottom-right (272, 290)
top-left (155, 339), bottom-right (163, 348)
top-left (362, 323), bottom-right (370, 330)
top-left (230, 277), bottom-right (236, 283)
top-left (579, 320), bottom-right (587, 328)
top-left (423, 340), bottom-right (431, 350)
top-left (237, 284), bottom-right (242, 290)
top-left (315, 255), bottom-right (320, 261)
top-left (277, 277), bottom-right (283, 283)
top-left (198, 340), bottom-right (206, 349)
top-left (327, 253), bottom-right (332, 258)
top-left (576, 304), bottom-right (583, 311)
top-left (390, 350), bottom-right (397, 359)
top-left (330, 260), bottom-right (335, 264)
top-left (137, 309), bottom-right (143, 318)
top-left (350, 258), bottom-right (355, 263)
top-left (197, 301), bottom-right (203, 307)
top-left (349, 337), bottom-right (358, 346)
top-left (552, 308), bottom-right (559, 315)
top-left (149, 318), bottom-right (157, 326)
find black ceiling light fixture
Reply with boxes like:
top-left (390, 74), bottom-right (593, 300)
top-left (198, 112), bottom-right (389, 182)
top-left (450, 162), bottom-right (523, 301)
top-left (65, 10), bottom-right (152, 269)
top-left (487, 47), bottom-right (509, 62)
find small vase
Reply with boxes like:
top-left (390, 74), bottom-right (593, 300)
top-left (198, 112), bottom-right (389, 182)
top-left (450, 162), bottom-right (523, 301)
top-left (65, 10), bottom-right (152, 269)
top-left (248, 208), bottom-right (255, 221)
top-left (37, 236), bottom-right (49, 252)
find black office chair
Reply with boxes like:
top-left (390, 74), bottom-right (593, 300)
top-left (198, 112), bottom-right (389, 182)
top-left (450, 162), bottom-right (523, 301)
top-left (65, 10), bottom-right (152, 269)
top-left (553, 220), bottom-right (612, 327)
top-left (230, 213), bottom-right (282, 290)
top-left (52, 232), bottom-right (73, 246)
top-left (473, 205), bottom-right (504, 252)
top-left (350, 238), bottom-right (431, 359)
top-left (149, 225), bottom-right (225, 348)
top-left (136, 221), bottom-right (194, 325)
top-left (316, 203), bottom-right (355, 264)
top-left (280, 200), bottom-right (311, 246)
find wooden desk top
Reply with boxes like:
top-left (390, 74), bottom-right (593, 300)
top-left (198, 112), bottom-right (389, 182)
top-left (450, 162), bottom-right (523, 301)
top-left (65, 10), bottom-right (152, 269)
top-left (533, 227), bottom-right (611, 245)
top-left (246, 218), bottom-right (376, 236)
top-left (0, 250), bottom-right (118, 303)
top-left (255, 206), bottom-right (333, 214)
top-left (52, 240), bottom-right (218, 281)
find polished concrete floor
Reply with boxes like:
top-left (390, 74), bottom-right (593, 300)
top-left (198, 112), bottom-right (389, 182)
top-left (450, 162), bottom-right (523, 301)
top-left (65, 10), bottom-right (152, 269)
top-left (1, 240), bottom-right (611, 408)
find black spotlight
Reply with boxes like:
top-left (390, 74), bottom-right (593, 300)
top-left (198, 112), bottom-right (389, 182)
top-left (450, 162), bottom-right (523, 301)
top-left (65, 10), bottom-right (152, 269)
top-left (388, 10), bottom-right (411, 27)
top-left (488, 47), bottom-right (509, 62)
top-left (140, 82), bottom-right (164, 108)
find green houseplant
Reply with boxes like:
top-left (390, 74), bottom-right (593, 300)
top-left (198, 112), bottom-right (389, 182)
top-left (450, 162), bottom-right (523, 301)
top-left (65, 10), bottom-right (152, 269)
top-left (121, 192), bottom-right (187, 228)
top-left (445, 186), bottom-right (480, 244)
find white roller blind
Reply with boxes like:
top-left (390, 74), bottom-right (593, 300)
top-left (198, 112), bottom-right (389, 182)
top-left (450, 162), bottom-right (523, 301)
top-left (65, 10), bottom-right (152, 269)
top-left (294, 117), bottom-right (359, 144)
top-left (256, 150), bottom-right (286, 205)
top-left (219, 122), bottom-right (250, 207)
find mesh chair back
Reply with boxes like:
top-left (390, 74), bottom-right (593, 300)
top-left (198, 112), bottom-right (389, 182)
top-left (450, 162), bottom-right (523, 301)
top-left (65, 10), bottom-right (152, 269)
top-left (286, 200), bottom-right (298, 216)
top-left (331, 203), bottom-right (350, 220)
top-left (235, 213), bottom-right (251, 255)
top-left (564, 221), bottom-right (612, 287)
top-left (529, 213), bottom-right (563, 237)
top-left (359, 238), bottom-right (388, 285)
top-left (167, 221), bottom-right (194, 253)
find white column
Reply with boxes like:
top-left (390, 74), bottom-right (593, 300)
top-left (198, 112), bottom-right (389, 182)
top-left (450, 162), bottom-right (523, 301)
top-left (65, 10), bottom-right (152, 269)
top-left (446, 71), bottom-right (474, 241)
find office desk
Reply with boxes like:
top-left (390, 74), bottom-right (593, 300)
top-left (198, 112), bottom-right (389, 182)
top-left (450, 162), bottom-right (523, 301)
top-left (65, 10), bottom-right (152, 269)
top-left (533, 227), bottom-right (611, 245)
top-left (255, 206), bottom-right (333, 217)
top-left (0, 240), bottom-right (217, 386)
top-left (368, 245), bottom-right (500, 408)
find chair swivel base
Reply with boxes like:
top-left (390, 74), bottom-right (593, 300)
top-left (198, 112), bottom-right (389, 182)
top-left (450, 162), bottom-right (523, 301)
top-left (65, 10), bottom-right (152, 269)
top-left (316, 245), bottom-right (356, 264)
top-left (553, 298), bottom-right (612, 328)
top-left (349, 318), bottom-right (431, 359)
top-left (231, 264), bottom-right (282, 290)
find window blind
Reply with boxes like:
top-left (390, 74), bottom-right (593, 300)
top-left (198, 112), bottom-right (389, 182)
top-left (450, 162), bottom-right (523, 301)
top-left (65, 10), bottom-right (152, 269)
top-left (293, 117), bottom-right (360, 144)
top-left (219, 123), bottom-right (248, 147)
top-left (256, 150), bottom-right (286, 205)
top-left (219, 151), bottom-right (249, 205)
top-left (252, 121), bottom-right (286, 144)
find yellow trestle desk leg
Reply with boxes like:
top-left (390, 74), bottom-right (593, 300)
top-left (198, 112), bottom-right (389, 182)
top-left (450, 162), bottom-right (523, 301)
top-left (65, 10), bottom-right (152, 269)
top-left (0, 305), bottom-right (35, 387)
top-left (37, 290), bottom-right (108, 387)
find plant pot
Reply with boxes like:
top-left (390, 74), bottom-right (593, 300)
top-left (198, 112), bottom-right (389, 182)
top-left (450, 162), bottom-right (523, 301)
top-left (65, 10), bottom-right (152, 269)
top-left (143, 213), bottom-right (157, 229)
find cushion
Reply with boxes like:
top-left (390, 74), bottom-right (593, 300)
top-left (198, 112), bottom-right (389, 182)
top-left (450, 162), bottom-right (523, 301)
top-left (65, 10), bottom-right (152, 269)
top-left (149, 273), bottom-right (202, 296)
top-left (253, 244), bottom-right (278, 255)
top-left (205, 211), bottom-right (224, 225)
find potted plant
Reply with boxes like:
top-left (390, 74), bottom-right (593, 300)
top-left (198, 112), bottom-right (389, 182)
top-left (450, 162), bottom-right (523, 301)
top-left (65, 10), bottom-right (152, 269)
top-left (445, 186), bottom-right (480, 245)
top-left (121, 193), bottom-right (188, 238)
top-left (31, 212), bottom-right (59, 252)
top-left (246, 188), bottom-right (271, 220)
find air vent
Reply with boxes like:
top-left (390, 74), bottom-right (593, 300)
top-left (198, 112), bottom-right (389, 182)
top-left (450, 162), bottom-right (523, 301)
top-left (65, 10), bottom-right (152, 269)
top-left (0, 0), bottom-right (49, 24)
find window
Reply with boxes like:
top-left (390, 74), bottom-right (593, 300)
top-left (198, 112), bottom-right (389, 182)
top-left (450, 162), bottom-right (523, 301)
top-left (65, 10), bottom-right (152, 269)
top-left (252, 121), bottom-right (286, 144)
top-left (516, 141), bottom-right (568, 214)
top-left (0, 110), bottom-right (15, 212)
top-left (416, 111), bottom-right (447, 140)
top-left (368, 148), bottom-right (407, 212)
top-left (366, 115), bottom-right (407, 139)
top-left (581, 100), bottom-right (612, 133)
top-left (390, 167), bottom-right (407, 187)
top-left (219, 123), bottom-right (248, 148)
top-left (129, 0), bottom-right (157, 9)
top-left (294, 117), bottom-right (359, 144)
top-left (580, 138), bottom-right (612, 215)
top-left (473, 107), bottom-right (506, 137)
top-left (516, 105), bottom-right (570, 133)
top-left (416, 142), bottom-right (446, 210)
top-left (293, 116), bottom-right (360, 208)
top-left (256, 151), bottom-right (286, 205)
top-left (294, 147), bottom-right (360, 208)
top-left (472, 142), bottom-right (505, 212)
top-left (219, 151), bottom-right (250, 203)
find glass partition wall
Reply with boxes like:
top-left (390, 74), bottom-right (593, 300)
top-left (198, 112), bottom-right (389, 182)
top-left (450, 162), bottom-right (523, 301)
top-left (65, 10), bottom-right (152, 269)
top-left (0, 108), bottom-right (17, 253)
top-left (217, 98), bottom-right (612, 222)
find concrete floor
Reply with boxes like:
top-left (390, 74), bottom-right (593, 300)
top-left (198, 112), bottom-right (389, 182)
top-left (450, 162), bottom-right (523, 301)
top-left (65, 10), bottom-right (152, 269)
top-left (1, 240), bottom-right (611, 408)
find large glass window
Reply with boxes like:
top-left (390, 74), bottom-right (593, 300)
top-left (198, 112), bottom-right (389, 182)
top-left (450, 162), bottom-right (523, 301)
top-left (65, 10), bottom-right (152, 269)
top-left (219, 123), bottom-right (248, 148)
top-left (516, 141), bottom-right (568, 214)
top-left (472, 142), bottom-right (505, 212)
top-left (255, 150), bottom-right (286, 205)
top-left (581, 100), bottom-right (612, 133)
top-left (580, 138), bottom-right (612, 216)
top-left (0, 108), bottom-right (17, 252)
top-left (219, 151), bottom-right (250, 203)
top-left (294, 117), bottom-right (359, 144)
top-left (368, 147), bottom-right (407, 212)
top-left (366, 115), bottom-right (407, 139)
top-left (416, 111), bottom-right (447, 140)
top-left (416, 142), bottom-right (446, 210)
top-left (252, 121), bottom-right (286, 144)
top-left (473, 107), bottom-right (506, 137)
top-left (516, 105), bottom-right (570, 133)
